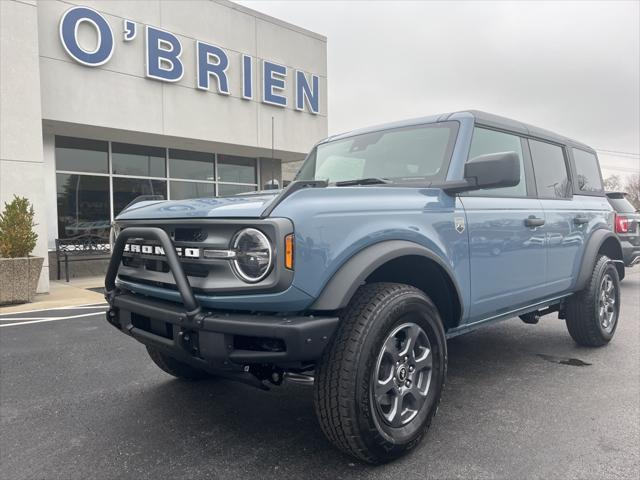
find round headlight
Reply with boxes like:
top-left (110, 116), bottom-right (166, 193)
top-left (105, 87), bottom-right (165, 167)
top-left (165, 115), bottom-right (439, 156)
top-left (232, 228), bottom-right (273, 282)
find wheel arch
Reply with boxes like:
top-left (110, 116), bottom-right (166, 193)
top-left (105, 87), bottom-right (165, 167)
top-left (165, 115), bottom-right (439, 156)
top-left (309, 240), bottom-right (463, 332)
top-left (575, 229), bottom-right (625, 291)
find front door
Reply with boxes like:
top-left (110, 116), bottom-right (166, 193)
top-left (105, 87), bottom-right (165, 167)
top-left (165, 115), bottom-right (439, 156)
top-left (460, 127), bottom-right (547, 324)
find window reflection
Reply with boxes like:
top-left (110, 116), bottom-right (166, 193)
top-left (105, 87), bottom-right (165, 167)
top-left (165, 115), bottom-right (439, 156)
top-left (170, 181), bottom-right (216, 200)
top-left (573, 149), bottom-right (604, 193)
top-left (112, 142), bottom-right (166, 177)
top-left (218, 183), bottom-right (257, 196)
top-left (218, 155), bottom-right (257, 184)
top-left (169, 149), bottom-right (215, 181)
top-left (113, 178), bottom-right (167, 216)
top-left (55, 136), bottom-right (108, 174)
top-left (54, 138), bottom-right (264, 236)
top-left (56, 173), bottom-right (110, 239)
top-left (529, 140), bottom-right (571, 199)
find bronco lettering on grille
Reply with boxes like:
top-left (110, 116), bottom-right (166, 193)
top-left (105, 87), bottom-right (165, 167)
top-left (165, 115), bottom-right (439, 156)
top-left (124, 243), bottom-right (200, 258)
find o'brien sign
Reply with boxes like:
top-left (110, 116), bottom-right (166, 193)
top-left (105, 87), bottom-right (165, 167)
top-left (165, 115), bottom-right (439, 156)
top-left (58, 6), bottom-right (320, 114)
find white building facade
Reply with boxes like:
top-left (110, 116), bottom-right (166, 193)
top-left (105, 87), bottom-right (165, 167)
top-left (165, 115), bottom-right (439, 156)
top-left (0, 0), bottom-right (328, 293)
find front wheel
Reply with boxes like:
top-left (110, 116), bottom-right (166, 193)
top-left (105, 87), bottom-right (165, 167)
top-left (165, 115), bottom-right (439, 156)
top-left (313, 283), bottom-right (447, 464)
top-left (565, 255), bottom-right (621, 347)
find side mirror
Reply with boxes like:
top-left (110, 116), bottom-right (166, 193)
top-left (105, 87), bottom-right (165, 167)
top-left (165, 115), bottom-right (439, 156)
top-left (443, 151), bottom-right (520, 193)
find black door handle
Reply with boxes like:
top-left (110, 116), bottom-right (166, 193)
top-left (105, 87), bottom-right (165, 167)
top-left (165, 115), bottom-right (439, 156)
top-left (525, 216), bottom-right (545, 228)
top-left (573, 216), bottom-right (589, 225)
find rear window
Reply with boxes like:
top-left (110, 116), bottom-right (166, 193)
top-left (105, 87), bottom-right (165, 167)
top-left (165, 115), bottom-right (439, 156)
top-left (529, 139), bottom-right (571, 199)
top-left (607, 194), bottom-right (638, 213)
top-left (573, 149), bottom-right (604, 193)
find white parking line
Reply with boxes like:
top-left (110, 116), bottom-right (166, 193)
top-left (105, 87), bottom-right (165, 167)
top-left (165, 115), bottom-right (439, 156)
top-left (0, 302), bottom-right (107, 317)
top-left (0, 312), bottom-right (104, 328)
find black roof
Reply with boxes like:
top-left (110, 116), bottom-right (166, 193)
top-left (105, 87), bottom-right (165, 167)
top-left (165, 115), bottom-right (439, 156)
top-left (456, 110), bottom-right (594, 152)
top-left (605, 191), bottom-right (628, 198)
top-left (327, 109), bottom-right (595, 153)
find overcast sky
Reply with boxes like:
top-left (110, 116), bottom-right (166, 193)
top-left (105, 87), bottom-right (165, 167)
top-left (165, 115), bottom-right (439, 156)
top-left (239, 0), bottom-right (639, 181)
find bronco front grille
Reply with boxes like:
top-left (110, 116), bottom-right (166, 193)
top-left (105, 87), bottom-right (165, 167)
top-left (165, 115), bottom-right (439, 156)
top-left (114, 219), bottom-right (293, 295)
top-left (174, 227), bottom-right (207, 242)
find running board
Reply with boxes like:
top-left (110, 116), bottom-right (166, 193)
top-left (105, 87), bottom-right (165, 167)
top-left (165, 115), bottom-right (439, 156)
top-left (446, 294), bottom-right (570, 338)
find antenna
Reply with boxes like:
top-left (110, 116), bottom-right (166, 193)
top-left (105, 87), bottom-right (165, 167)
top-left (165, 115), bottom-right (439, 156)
top-left (271, 116), bottom-right (275, 188)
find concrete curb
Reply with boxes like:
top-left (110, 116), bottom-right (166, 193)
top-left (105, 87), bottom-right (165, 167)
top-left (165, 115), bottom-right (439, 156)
top-left (0, 276), bottom-right (105, 314)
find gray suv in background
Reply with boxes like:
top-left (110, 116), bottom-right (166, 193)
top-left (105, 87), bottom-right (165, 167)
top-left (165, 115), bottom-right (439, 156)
top-left (606, 192), bottom-right (640, 267)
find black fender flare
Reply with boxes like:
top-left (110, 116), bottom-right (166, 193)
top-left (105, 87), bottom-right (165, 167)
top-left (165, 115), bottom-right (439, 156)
top-left (574, 229), bottom-right (624, 291)
top-left (310, 240), bottom-right (464, 316)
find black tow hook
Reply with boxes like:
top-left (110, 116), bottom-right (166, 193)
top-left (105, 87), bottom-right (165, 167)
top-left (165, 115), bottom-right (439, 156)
top-left (105, 308), bottom-right (121, 330)
top-left (248, 364), bottom-right (285, 386)
top-left (178, 330), bottom-right (200, 356)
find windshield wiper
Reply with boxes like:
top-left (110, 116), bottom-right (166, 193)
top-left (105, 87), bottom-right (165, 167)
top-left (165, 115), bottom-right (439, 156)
top-left (335, 177), bottom-right (392, 186)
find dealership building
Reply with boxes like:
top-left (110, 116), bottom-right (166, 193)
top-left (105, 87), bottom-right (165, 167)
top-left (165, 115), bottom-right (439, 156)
top-left (0, 0), bottom-right (328, 293)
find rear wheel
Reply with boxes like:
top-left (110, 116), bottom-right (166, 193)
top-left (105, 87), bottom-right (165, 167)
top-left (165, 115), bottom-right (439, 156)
top-left (314, 283), bottom-right (447, 464)
top-left (565, 255), bottom-right (620, 347)
top-left (146, 346), bottom-right (212, 380)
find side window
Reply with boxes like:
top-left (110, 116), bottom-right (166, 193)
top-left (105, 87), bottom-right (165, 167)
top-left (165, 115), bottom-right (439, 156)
top-left (529, 139), bottom-right (571, 199)
top-left (572, 149), bottom-right (604, 194)
top-left (467, 127), bottom-right (527, 197)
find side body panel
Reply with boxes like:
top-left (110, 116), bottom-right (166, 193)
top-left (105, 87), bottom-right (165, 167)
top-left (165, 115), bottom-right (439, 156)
top-left (460, 196), bottom-right (547, 324)
top-left (271, 186), bottom-right (472, 321)
top-left (538, 198), bottom-right (586, 296)
top-left (569, 194), bottom-right (616, 290)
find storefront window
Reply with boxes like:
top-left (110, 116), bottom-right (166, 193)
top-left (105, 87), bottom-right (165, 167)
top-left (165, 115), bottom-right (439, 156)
top-left (56, 173), bottom-right (110, 239)
top-left (259, 157), bottom-right (282, 189)
top-left (169, 149), bottom-right (215, 181)
top-left (113, 178), bottom-right (167, 216)
top-left (218, 154), bottom-right (257, 184)
top-left (55, 136), bottom-right (108, 173)
top-left (218, 183), bottom-right (257, 196)
top-left (112, 142), bottom-right (166, 177)
top-left (54, 137), bottom-right (264, 240)
top-left (170, 181), bottom-right (216, 200)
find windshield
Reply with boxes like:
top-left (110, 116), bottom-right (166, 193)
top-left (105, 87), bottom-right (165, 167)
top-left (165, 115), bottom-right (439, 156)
top-left (295, 121), bottom-right (458, 184)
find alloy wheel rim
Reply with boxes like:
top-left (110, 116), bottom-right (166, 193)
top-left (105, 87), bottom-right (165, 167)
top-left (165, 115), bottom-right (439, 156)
top-left (371, 322), bottom-right (433, 427)
top-left (598, 273), bottom-right (617, 333)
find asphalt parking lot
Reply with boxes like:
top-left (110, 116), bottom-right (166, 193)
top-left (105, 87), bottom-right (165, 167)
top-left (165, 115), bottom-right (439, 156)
top-left (1, 270), bottom-right (638, 480)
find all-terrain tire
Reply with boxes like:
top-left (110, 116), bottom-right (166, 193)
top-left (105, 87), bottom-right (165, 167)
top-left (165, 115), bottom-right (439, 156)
top-left (313, 282), bottom-right (447, 464)
top-left (565, 255), bottom-right (620, 347)
top-left (146, 346), bottom-right (212, 380)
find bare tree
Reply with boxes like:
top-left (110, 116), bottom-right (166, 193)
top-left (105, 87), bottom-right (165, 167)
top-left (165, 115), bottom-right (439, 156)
top-left (624, 173), bottom-right (640, 210)
top-left (603, 174), bottom-right (621, 191)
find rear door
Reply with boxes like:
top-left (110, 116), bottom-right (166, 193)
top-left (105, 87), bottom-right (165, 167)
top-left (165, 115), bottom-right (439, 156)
top-left (570, 148), bottom-right (622, 268)
top-left (460, 127), bottom-right (547, 323)
top-left (528, 139), bottom-right (584, 296)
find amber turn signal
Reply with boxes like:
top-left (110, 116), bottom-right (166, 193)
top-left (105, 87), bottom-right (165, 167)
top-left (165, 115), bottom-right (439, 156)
top-left (285, 234), bottom-right (294, 270)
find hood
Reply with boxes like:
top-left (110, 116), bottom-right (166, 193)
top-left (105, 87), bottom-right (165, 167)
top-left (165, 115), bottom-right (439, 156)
top-left (116, 193), bottom-right (280, 221)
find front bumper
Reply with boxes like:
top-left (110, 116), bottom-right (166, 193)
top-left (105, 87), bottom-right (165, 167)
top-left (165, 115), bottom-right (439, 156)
top-left (106, 293), bottom-right (338, 369)
top-left (105, 226), bottom-right (338, 371)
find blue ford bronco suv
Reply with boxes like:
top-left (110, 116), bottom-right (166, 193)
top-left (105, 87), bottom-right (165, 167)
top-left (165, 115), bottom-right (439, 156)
top-left (105, 110), bottom-right (624, 463)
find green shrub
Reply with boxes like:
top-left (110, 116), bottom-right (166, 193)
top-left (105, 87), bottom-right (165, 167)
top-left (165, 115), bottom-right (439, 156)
top-left (0, 195), bottom-right (38, 258)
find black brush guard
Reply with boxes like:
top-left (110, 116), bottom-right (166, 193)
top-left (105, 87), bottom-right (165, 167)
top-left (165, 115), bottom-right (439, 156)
top-left (105, 227), bottom-right (339, 372)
